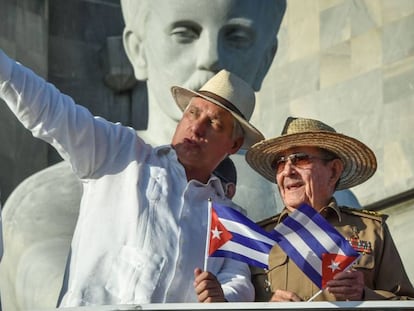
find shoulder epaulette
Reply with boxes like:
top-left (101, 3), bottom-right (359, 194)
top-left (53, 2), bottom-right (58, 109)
top-left (340, 207), bottom-right (388, 222)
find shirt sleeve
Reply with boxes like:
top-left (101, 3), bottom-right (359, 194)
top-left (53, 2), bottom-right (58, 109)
top-left (0, 49), bottom-right (13, 84)
top-left (0, 49), bottom-right (144, 179)
top-left (365, 222), bottom-right (414, 300)
top-left (217, 258), bottom-right (255, 302)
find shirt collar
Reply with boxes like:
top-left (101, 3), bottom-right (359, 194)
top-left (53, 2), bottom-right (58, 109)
top-left (208, 175), bottom-right (227, 198)
top-left (154, 145), bottom-right (226, 198)
top-left (155, 144), bottom-right (173, 156)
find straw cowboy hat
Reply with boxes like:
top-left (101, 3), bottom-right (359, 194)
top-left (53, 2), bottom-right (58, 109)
top-left (171, 69), bottom-right (264, 149)
top-left (246, 117), bottom-right (377, 190)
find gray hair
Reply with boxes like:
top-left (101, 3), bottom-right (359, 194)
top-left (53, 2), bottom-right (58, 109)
top-left (232, 119), bottom-right (244, 141)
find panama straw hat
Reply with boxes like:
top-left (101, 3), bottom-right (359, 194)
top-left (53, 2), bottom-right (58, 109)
top-left (171, 69), bottom-right (265, 149)
top-left (246, 117), bottom-right (377, 190)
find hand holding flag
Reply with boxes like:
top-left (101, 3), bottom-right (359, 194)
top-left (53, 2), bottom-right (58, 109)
top-left (322, 253), bottom-right (359, 289)
top-left (270, 203), bottom-right (360, 292)
top-left (204, 201), bottom-right (361, 301)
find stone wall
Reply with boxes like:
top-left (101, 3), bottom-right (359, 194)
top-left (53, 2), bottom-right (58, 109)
top-left (0, 0), bottom-right (49, 202)
top-left (0, 0), bottom-right (136, 202)
top-left (2, 0), bottom-right (413, 210)
top-left (253, 0), bottom-right (414, 283)
top-left (254, 0), bottom-right (414, 207)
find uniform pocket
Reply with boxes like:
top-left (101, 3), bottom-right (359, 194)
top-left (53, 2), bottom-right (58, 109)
top-left (105, 245), bottom-right (165, 303)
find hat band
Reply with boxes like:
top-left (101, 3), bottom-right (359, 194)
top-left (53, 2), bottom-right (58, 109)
top-left (198, 91), bottom-right (246, 120)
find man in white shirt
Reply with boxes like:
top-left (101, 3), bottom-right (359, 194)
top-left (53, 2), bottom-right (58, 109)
top-left (0, 49), bottom-right (264, 306)
top-left (1, 2), bottom-right (288, 309)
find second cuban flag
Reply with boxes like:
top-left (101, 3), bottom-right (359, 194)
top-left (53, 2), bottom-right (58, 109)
top-left (270, 203), bottom-right (361, 289)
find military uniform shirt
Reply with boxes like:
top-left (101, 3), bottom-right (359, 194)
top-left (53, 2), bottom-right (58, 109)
top-left (252, 200), bottom-right (414, 301)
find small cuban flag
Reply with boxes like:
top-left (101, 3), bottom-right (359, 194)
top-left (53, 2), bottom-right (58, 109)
top-left (321, 253), bottom-right (359, 288)
top-left (204, 200), bottom-right (278, 270)
top-left (270, 203), bottom-right (361, 293)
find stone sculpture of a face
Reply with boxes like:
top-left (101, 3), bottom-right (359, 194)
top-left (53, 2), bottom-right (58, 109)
top-left (122, 0), bottom-right (286, 122)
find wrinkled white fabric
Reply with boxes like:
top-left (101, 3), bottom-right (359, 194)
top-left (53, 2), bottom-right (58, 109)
top-left (0, 49), bottom-right (254, 306)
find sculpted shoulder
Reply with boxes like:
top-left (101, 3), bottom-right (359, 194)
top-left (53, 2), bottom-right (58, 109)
top-left (339, 206), bottom-right (388, 223)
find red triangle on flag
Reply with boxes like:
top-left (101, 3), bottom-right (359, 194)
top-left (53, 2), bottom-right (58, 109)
top-left (209, 208), bottom-right (233, 255)
top-left (321, 253), bottom-right (358, 288)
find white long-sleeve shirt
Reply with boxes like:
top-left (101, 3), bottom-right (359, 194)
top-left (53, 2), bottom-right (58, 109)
top-left (0, 49), bottom-right (254, 306)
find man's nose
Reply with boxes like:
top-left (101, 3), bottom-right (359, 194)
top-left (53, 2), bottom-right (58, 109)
top-left (191, 117), bottom-right (208, 137)
top-left (279, 160), bottom-right (296, 176)
top-left (196, 32), bottom-right (220, 72)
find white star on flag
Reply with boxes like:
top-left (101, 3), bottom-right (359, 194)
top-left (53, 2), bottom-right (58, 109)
top-left (328, 260), bottom-right (342, 272)
top-left (211, 226), bottom-right (222, 239)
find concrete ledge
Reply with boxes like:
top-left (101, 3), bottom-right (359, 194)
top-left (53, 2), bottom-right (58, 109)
top-left (31, 301), bottom-right (414, 311)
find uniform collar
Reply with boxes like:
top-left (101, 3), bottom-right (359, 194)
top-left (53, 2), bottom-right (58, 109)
top-left (319, 198), bottom-right (342, 222)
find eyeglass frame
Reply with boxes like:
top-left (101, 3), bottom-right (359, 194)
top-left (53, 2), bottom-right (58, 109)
top-left (271, 152), bottom-right (337, 174)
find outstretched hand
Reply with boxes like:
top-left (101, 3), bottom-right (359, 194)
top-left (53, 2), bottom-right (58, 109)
top-left (193, 268), bottom-right (226, 302)
top-left (325, 269), bottom-right (365, 300)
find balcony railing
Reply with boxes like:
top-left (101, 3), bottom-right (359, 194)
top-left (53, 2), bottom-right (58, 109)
top-left (33, 301), bottom-right (414, 311)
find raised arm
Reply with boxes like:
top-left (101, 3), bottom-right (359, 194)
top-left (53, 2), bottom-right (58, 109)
top-left (0, 49), bottom-right (141, 179)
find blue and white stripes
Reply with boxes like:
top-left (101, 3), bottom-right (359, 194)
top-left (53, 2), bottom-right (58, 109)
top-left (209, 202), bottom-right (278, 269)
top-left (207, 202), bottom-right (359, 286)
top-left (270, 204), bottom-right (360, 288)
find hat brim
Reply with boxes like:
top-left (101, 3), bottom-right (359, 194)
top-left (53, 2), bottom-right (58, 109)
top-left (246, 131), bottom-right (377, 190)
top-left (171, 86), bottom-right (264, 149)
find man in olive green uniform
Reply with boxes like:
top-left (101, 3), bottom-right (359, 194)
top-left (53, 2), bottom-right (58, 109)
top-left (246, 117), bottom-right (414, 301)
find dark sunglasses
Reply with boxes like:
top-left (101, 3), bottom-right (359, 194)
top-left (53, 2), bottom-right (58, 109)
top-left (271, 152), bottom-right (336, 173)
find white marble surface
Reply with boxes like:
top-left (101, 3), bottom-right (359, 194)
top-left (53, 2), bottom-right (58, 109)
top-left (253, 1), bottom-right (414, 208)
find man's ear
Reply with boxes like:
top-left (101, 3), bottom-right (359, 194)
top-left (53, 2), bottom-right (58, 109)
top-left (228, 137), bottom-right (244, 155)
top-left (122, 28), bottom-right (148, 80)
top-left (330, 158), bottom-right (344, 187)
top-left (225, 183), bottom-right (237, 200)
top-left (252, 39), bottom-right (278, 91)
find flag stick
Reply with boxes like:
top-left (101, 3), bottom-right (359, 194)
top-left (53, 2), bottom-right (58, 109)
top-left (307, 289), bottom-right (322, 302)
top-left (307, 253), bottom-right (362, 302)
top-left (203, 199), bottom-right (213, 271)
